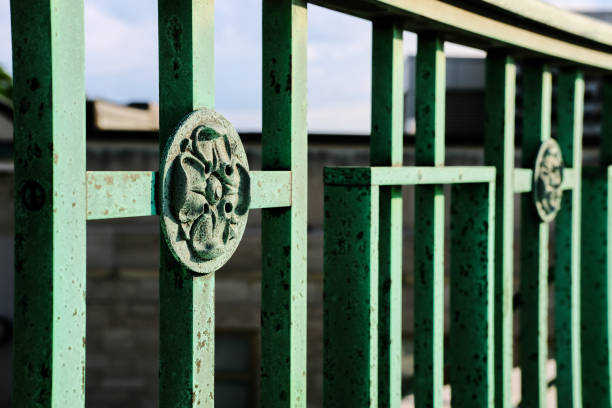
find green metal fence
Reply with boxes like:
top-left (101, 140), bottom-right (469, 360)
top-left (9, 0), bottom-right (612, 407)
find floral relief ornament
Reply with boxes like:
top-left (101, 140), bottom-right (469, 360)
top-left (160, 108), bottom-right (250, 274)
top-left (533, 138), bottom-right (564, 223)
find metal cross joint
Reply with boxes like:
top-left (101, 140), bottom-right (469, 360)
top-left (533, 138), bottom-right (564, 223)
top-left (160, 108), bottom-right (251, 274)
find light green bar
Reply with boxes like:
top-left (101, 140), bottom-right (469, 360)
top-left (51, 3), bottom-right (87, 406)
top-left (11, 1), bottom-right (86, 406)
top-left (371, 21), bottom-right (403, 408)
top-left (520, 62), bottom-right (552, 408)
top-left (371, 166), bottom-right (495, 185)
top-left (513, 168), bottom-right (574, 194)
top-left (324, 166), bottom-right (495, 186)
top-left (555, 68), bottom-right (584, 408)
top-left (86, 171), bottom-right (156, 220)
top-left (561, 168), bottom-right (576, 191)
top-left (310, 0), bottom-right (612, 71)
top-left (514, 169), bottom-right (533, 193)
top-left (414, 33), bottom-right (445, 408)
top-left (250, 170), bottom-right (292, 209)
top-left (86, 170), bottom-right (291, 220)
top-left (261, 1), bottom-right (308, 406)
top-left (484, 52), bottom-right (515, 408)
top-left (158, 1), bottom-right (215, 406)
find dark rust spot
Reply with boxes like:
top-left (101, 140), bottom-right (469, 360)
top-left (28, 77), bottom-right (40, 91)
top-left (21, 180), bottom-right (45, 211)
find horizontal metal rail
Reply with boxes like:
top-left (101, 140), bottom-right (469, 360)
top-left (324, 166), bottom-right (496, 186)
top-left (512, 168), bottom-right (577, 193)
top-left (86, 171), bottom-right (156, 220)
top-left (311, 0), bottom-right (612, 71)
top-left (86, 170), bottom-right (292, 220)
top-left (471, 0), bottom-right (612, 49)
top-left (514, 169), bottom-right (533, 193)
top-left (561, 168), bottom-right (577, 191)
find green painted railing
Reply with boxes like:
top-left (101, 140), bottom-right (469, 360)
top-left (9, 0), bottom-right (612, 407)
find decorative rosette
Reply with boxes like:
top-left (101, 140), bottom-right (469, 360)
top-left (160, 109), bottom-right (250, 274)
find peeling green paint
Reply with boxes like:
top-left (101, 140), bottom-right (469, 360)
top-left (324, 183), bottom-right (379, 407)
top-left (414, 33), bottom-right (445, 408)
top-left (261, 1), bottom-right (308, 407)
top-left (158, 1), bottom-right (216, 407)
top-left (450, 181), bottom-right (496, 408)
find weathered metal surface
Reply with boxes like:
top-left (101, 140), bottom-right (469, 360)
top-left (581, 80), bottom-right (612, 408)
top-left (533, 138), bottom-right (564, 223)
top-left (261, 1), bottom-right (308, 407)
top-left (158, 1), bottom-right (215, 407)
top-left (86, 170), bottom-right (291, 221)
top-left (561, 168), bottom-right (576, 191)
top-left (324, 166), bottom-right (495, 186)
top-left (483, 52), bottom-right (515, 408)
top-left (555, 68), bottom-right (584, 408)
top-left (520, 62), bottom-right (552, 408)
top-left (514, 169), bottom-right (533, 193)
top-left (160, 108), bottom-right (250, 274)
top-left (11, 1), bottom-right (86, 407)
top-left (324, 183), bottom-right (379, 407)
top-left (450, 181), bottom-right (496, 407)
top-left (581, 167), bottom-right (612, 408)
top-left (414, 33), bottom-right (445, 408)
top-left (249, 171), bottom-right (292, 209)
top-left (371, 21), bottom-right (403, 408)
top-left (87, 171), bottom-right (156, 220)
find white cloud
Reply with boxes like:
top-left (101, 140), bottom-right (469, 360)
top-left (307, 5), bottom-right (371, 133)
top-left (85, 4), bottom-right (157, 77)
top-left (0, 0), bottom-right (11, 73)
top-left (309, 101), bottom-right (371, 134)
top-left (85, 3), bottom-right (159, 103)
top-left (221, 108), bottom-right (261, 132)
top-left (543, 0), bottom-right (611, 10)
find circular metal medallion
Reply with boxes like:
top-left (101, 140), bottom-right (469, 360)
top-left (533, 138), bottom-right (563, 223)
top-left (160, 108), bottom-right (250, 274)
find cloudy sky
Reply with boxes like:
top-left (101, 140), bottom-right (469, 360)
top-left (0, 0), bottom-right (609, 133)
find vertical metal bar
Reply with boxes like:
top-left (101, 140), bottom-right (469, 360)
top-left (158, 1), bottom-right (215, 406)
top-left (581, 76), bottom-right (612, 407)
top-left (371, 21), bottom-right (404, 408)
top-left (414, 32), bottom-right (445, 408)
top-left (520, 62), bottom-right (552, 408)
top-left (450, 181), bottom-right (496, 407)
top-left (11, 1), bottom-right (86, 406)
top-left (261, 1), bottom-right (308, 407)
top-left (600, 77), bottom-right (612, 166)
top-left (581, 168), bottom-right (612, 408)
top-left (483, 52), bottom-right (516, 408)
top-left (555, 68), bottom-right (584, 408)
top-left (324, 182), bottom-right (379, 407)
